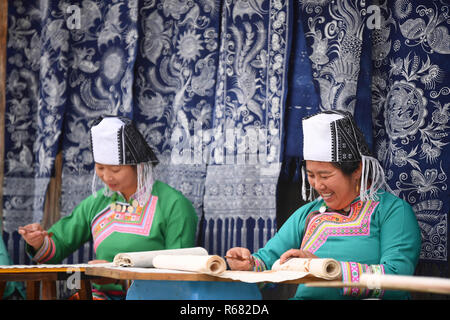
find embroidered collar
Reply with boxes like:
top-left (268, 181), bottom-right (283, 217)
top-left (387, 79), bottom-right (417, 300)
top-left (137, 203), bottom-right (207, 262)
top-left (319, 204), bottom-right (350, 215)
top-left (318, 197), bottom-right (361, 215)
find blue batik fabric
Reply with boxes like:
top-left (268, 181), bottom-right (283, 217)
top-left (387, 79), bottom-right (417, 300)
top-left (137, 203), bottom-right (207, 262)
top-left (280, 2), bottom-right (320, 183)
top-left (131, 0), bottom-right (221, 220)
top-left (371, 0), bottom-right (450, 265)
top-left (4, 1), bottom-right (140, 264)
top-left (4, 1), bottom-right (68, 234)
top-left (201, 0), bottom-right (291, 256)
top-left (281, 0), bottom-right (375, 184)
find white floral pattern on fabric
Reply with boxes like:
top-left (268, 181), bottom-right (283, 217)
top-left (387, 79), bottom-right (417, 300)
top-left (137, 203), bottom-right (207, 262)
top-left (372, 1), bottom-right (450, 262)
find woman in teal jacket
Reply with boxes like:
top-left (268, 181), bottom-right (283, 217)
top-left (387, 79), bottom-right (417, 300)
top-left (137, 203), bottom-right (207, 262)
top-left (227, 111), bottom-right (421, 300)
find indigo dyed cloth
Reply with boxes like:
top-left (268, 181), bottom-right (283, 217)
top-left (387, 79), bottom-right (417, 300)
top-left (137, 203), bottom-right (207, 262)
top-left (3, 0), bottom-right (450, 275)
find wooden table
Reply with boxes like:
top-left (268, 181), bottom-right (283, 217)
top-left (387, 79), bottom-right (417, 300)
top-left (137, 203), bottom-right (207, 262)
top-left (84, 266), bottom-right (329, 284)
top-left (1, 264), bottom-right (331, 300)
top-left (0, 266), bottom-right (102, 300)
top-left (86, 266), bottom-right (450, 297)
top-left (85, 266), bottom-right (332, 300)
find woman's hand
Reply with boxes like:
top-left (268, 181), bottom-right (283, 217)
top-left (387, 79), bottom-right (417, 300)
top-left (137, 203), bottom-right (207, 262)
top-left (18, 223), bottom-right (48, 251)
top-left (279, 249), bottom-right (318, 264)
top-left (225, 247), bottom-right (254, 271)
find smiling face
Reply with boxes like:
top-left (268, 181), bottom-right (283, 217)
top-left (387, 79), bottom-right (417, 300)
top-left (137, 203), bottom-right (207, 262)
top-left (306, 160), bottom-right (362, 210)
top-left (95, 163), bottom-right (137, 201)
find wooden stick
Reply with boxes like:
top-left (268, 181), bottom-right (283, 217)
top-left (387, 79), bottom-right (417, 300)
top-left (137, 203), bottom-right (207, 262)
top-left (306, 274), bottom-right (450, 295)
top-left (361, 273), bottom-right (450, 295)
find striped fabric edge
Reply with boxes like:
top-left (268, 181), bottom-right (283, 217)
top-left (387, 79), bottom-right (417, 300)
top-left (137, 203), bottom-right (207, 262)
top-left (32, 236), bottom-right (56, 263)
top-left (340, 261), bottom-right (385, 299)
top-left (252, 255), bottom-right (267, 272)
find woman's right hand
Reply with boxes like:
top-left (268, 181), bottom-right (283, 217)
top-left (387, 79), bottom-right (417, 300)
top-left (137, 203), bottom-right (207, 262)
top-left (225, 247), bottom-right (254, 271)
top-left (18, 223), bottom-right (48, 251)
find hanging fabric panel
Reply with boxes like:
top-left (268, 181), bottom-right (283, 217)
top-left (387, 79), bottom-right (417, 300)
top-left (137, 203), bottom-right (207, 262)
top-left (4, 1), bottom-right (141, 263)
top-left (202, 0), bottom-right (291, 256)
top-left (371, 0), bottom-right (450, 266)
top-left (59, 1), bottom-right (139, 218)
top-left (3, 1), bottom-right (68, 233)
top-left (279, 2), bottom-right (320, 183)
top-left (131, 0), bottom-right (221, 218)
top-left (280, 1), bottom-right (376, 184)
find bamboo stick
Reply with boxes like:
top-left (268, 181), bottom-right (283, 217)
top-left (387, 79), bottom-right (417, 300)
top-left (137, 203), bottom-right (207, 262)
top-left (306, 273), bottom-right (450, 295)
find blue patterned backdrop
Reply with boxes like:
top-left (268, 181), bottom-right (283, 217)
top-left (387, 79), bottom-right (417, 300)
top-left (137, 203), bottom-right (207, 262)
top-left (2, 0), bottom-right (449, 281)
top-left (371, 0), bottom-right (450, 264)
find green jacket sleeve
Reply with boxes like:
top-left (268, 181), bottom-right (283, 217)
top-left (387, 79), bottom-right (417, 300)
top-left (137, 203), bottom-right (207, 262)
top-left (340, 194), bottom-right (421, 299)
top-left (161, 191), bottom-right (198, 249)
top-left (27, 195), bottom-right (97, 264)
top-left (253, 201), bottom-right (317, 269)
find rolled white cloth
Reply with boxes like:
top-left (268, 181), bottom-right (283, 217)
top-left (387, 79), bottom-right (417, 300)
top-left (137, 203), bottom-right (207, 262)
top-left (152, 254), bottom-right (227, 275)
top-left (271, 258), bottom-right (342, 280)
top-left (113, 247), bottom-right (208, 268)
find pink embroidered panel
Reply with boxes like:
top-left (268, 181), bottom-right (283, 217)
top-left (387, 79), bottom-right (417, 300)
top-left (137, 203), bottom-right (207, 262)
top-left (300, 200), bottom-right (379, 253)
top-left (91, 196), bottom-right (158, 252)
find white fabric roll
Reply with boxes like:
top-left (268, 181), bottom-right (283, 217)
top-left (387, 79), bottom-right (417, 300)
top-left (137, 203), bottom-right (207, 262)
top-left (152, 254), bottom-right (227, 275)
top-left (113, 247), bottom-right (208, 268)
top-left (271, 258), bottom-right (342, 280)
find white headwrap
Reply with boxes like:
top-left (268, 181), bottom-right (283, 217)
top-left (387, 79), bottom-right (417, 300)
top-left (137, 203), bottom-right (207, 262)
top-left (90, 116), bottom-right (159, 206)
top-left (301, 110), bottom-right (392, 202)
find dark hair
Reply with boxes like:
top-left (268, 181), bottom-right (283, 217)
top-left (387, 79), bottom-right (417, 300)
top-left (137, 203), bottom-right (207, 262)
top-left (331, 161), bottom-right (360, 176)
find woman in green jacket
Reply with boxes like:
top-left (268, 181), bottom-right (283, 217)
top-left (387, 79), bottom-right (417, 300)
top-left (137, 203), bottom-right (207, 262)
top-left (18, 116), bottom-right (198, 299)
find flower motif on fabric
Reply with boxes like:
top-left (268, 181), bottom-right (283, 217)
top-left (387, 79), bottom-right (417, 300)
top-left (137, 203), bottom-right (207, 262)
top-left (302, 0), bottom-right (369, 112)
top-left (384, 80), bottom-right (427, 140)
top-left (100, 47), bottom-right (126, 85)
top-left (399, 3), bottom-right (450, 54)
top-left (371, 10), bottom-right (450, 260)
top-left (176, 29), bottom-right (203, 63)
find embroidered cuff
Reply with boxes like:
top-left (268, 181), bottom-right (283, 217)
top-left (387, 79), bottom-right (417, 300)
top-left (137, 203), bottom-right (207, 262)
top-left (252, 256), bottom-right (267, 272)
top-left (32, 236), bottom-right (56, 263)
top-left (340, 261), bottom-right (385, 299)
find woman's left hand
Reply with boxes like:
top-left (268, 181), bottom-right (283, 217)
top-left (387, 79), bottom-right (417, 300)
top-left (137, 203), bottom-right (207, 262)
top-left (279, 249), bottom-right (318, 264)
